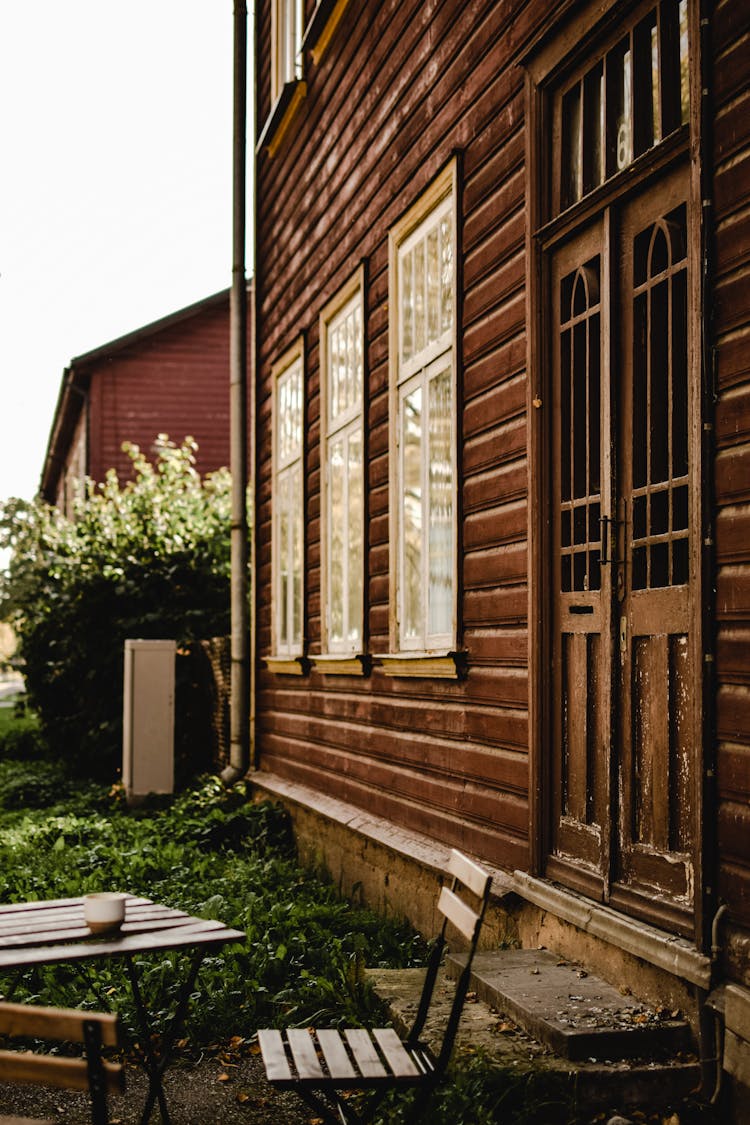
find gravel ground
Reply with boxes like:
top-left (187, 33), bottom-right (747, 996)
top-left (0, 1050), bottom-right (315, 1124)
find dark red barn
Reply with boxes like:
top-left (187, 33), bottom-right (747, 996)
top-left (40, 288), bottom-right (244, 509)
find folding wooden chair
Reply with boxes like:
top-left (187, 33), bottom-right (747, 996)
top-left (0, 1001), bottom-right (124, 1125)
top-left (258, 848), bottom-right (492, 1125)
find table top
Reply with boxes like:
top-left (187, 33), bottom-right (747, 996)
top-left (0, 895), bottom-right (245, 971)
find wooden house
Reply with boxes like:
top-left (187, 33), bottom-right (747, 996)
top-left (40, 289), bottom-right (238, 511)
top-left (250, 0), bottom-right (750, 1105)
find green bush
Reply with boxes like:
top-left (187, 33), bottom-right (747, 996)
top-left (0, 437), bottom-right (234, 780)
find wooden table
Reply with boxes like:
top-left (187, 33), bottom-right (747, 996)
top-left (0, 895), bottom-right (245, 1124)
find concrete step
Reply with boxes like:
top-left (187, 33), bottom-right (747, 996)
top-left (446, 948), bottom-right (692, 1062)
top-left (367, 963), bottom-right (702, 1118)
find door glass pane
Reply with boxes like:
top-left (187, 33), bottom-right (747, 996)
top-left (428, 368), bottom-right (453, 637)
top-left (402, 248), bottom-right (414, 363)
top-left (559, 260), bottom-right (602, 594)
top-left (440, 216), bottom-right (454, 334)
top-left (631, 207), bottom-right (689, 590)
top-left (606, 37), bottom-right (632, 175)
top-left (402, 387), bottom-right (423, 642)
top-left (562, 84), bottom-right (582, 208)
top-left (583, 64), bottom-right (604, 194)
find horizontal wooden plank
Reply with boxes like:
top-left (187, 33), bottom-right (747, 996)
top-left (718, 743), bottom-right (750, 802)
top-left (447, 849), bottom-right (491, 899)
top-left (715, 443), bottom-right (750, 504)
top-left (717, 504), bottom-right (750, 564)
top-left (0, 1051), bottom-right (123, 1095)
top-left (437, 886), bottom-right (480, 941)
top-left (716, 566), bottom-right (750, 621)
top-left (0, 1003), bottom-right (119, 1047)
top-left (0, 919), bottom-right (245, 971)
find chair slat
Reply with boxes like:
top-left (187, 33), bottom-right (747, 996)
top-left (257, 1029), bottom-right (293, 1083)
top-left (316, 1029), bottom-right (357, 1079)
top-left (286, 1029), bottom-right (325, 1080)
top-left (0, 1002), bottom-right (119, 1047)
top-left (0, 1051), bottom-right (123, 1094)
top-left (343, 1029), bottom-right (387, 1078)
top-left (437, 886), bottom-right (480, 941)
top-left (447, 849), bottom-right (492, 899)
top-left (372, 1028), bottom-right (421, 1079)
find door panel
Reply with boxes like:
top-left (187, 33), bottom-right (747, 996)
top-left (612, 169), bottom-right (695, 933)
top-left (549, 219), bottom-right (612, 899)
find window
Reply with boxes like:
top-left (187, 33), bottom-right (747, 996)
top-left (389, 163), bottom-right (457, 655)
top-left (272, 0), bottom-right (304, 104)
top-left (272, 345), bottom-right (304, 658)
top-left (554, 0), bottom-right (689, 212)
top-left (320, 271), bottom-right (364, 657)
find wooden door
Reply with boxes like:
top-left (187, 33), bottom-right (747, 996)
top-left (547, 162), bottom-right (698, 936)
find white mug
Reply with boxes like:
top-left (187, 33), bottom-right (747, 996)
top-left (83, 892), bottom-right (127, 934)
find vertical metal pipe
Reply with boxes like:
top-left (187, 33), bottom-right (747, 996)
top-left (223, 0), bottom-right (249, 782)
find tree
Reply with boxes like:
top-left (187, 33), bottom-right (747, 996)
top-left (0, 437), bottom-right (233, 779)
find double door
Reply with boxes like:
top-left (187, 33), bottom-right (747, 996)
top-left (547, 162), bottom-right (700, 936)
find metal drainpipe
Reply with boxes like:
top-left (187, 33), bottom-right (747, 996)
top-left (695, 0), bottom-right (723, 1104)
top-left (222, 0), bottom-right (250, 785)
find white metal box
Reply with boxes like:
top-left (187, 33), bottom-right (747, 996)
top-left (122, 639), bottom-right (176, 804)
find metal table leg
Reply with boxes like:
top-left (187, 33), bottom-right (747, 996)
top-left (125, 947), bottom-right (206, 1125)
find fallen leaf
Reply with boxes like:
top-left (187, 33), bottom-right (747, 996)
top-left (236, 1092), bottom-right (250, 1103)
top-left (217, 1072), bottom-right (231, 1083)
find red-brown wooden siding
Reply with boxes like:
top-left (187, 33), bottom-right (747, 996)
top-left (254, 0), bottom-right (543, 870)
top-left (86, 301), bottom-right (233, 486)
top-left (255, 0), bottom-right (750, 910)
top-left (713, 0), bottom-right (750, 931)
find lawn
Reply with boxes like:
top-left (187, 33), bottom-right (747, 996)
top-left (0, 710), bottom-right (531, 1123)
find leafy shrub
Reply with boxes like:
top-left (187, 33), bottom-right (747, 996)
top-left (0, 438), bottom-right (235, 779)
top-left (0, 699), bottom-right (46, 760)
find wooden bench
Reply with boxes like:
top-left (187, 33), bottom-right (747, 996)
top-left (258, 848), bottom-right (493, 1125)
top-left (0, 1001), bottom-right (124, 1125)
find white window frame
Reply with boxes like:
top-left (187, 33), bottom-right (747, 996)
top-left (271, 0), bottom-right (304, 105)
top-left (319, 268), bottom-right (365, 658)
top-left (272, 341), bottom-right (305, 659)
top-left (388, 161), bottom-right (458, 656)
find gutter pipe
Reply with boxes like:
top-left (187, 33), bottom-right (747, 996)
top-left (222, 0), bottom-right (250, 784)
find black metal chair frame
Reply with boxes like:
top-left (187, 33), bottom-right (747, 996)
top-left (258, 848), bottom-right (493, 1125)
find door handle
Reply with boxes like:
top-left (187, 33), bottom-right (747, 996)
top-left (600, 516), bottom-right (611, 565)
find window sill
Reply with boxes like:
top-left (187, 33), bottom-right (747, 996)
top-left (373, 652), bottom-right (466, 679)
top-left (264, 655), bottom-right (308, 676)
top-left (303, 0), bottom-right (355, 66)
top-left (256, 79), bottom-right (307, 159)
top-left (311, 654), bottom-right (371, 677)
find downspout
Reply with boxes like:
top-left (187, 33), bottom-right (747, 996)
top-left (697, 0), bottom-right (722, 1104)
top-left (222, 0), bottom-right (250, 784)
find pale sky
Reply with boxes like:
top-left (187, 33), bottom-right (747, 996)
top-left (0, 2), bottom-right (249, 508)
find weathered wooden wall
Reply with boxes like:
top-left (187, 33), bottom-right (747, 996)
top-left (713, 0), bottom-right (750, 942)
top-left (254, 0), bottom-right (750, 931)
top-left (255, 0), bottom-right (539, 869)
